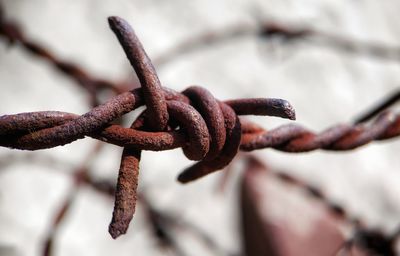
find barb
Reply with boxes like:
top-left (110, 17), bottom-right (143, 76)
top-left (108, 16), bottom-right (169, 238)
top-left (108, 16), bottom-right (168, 130)
top-left (108, 147), bottom-right (141, 239)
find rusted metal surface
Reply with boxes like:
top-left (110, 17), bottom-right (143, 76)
top-left (178, 103), bottom-right (241, 183)
top-left (241, 110), bottom-right (400, 152)
top-left (182, 86), bottom-right (226, 160)
top-left (109, 148), bottom-right (141, 239)
top-left (2, 92), bottom-right (399, 155)
top-left (108, 16), bottom-right (168, 130)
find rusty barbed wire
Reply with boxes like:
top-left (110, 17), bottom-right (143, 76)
top-left (1, 90), bottom-right (399, 155)
top-left (0, 15), bottom-right (295, 238)
top-left (1, 12), bottom-right (400, 241)
top-left (240, 110), bottom-right (400, 153)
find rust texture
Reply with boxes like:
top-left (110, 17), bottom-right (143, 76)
top-left (240, 110), bottom-right (400, 152)
top-left (108, 16), bottom-right (168, 130)
top-left (1, 12), bottom-right (400, 241)
top-left (109, 148), bottom-right (141, 238)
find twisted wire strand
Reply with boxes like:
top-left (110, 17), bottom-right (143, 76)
top-left (0, 90), bottom-right (399, 165)
top-left (0, 90), bottom-right (292, 150)
top-left (240, 110), bottom-right (400, 152)
top-left (1, 91), bottom-right (399, 172)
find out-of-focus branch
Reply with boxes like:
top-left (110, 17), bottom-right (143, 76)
top-left (42, 142), bottom-right (104, 256)
top-left (154, 20), bottom-right (400, 67)
top-left (0, 6), bottom-right (135, 107)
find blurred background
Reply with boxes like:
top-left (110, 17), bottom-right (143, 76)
top-left (0, 0), bottom-right (400, 255)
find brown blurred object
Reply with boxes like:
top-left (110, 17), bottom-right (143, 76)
top-left (240, 156), bottom-right (375, 256)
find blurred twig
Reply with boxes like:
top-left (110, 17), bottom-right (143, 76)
top-left (0, 7), bottom-right (134, 107)
top-left (42, 142), bottom-right (103, 256)
top-left (355, 89), bottom-right (400, 124)
top-left (153, 19), bottom-right (400, 67)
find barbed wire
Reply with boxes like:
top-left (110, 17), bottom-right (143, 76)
top-left (240, 110), bottom-right (400, 152)
top-left (1, 12), bottom-right (399, 240)
top-left (0, 15), bottom-right (295, 238)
